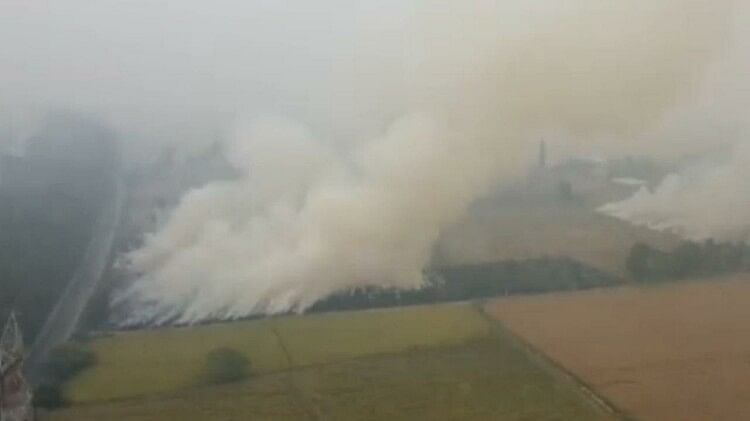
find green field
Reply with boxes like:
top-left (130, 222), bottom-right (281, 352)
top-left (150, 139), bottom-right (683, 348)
top-left (67, 304), bottom-right (490, 402)
top-left (52, 304), bottom-right (617, 420)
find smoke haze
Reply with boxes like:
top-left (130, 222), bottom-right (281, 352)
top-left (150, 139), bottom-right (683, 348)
top-left (600, 6), bottom-right (750, 241)
top-left (599, 143), bottom-right (750, 241)
top-left (3, 1), bottom-right (744, 324)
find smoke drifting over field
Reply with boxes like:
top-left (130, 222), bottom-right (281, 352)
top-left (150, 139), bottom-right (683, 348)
top-left (99, 0), bottom-right (742, 325)
top-left (600, 144), bottom-right (750, 241)
top-left (600, 7), bottom-right (750, 241)
top-left (5, 1), bottom-right (739, 324)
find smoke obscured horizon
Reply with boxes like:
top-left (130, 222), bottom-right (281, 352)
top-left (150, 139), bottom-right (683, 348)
top-left (599, 5), bottom-right (750, 241)
top-left (3, 1), bottom-right (747, 324)
top-left (86, 0), bottom-right (744, 325)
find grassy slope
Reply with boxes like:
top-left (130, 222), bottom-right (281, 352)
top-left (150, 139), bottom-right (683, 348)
top-left (438, 201), bottom-right (678, 276)
top-left (53, 304), bottom-right (616, 421)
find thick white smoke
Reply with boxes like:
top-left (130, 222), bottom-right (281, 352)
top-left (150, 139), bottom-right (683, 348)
top-left (600, 143), bottom-right (750, 241)
top-left (600, 4), bottom-right (750, 241)
top-left (115, 0), bottom-right (738, 325)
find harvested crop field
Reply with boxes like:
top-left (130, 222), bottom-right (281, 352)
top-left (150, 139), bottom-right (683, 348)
top-left (486, 276), bottom-right (750, 421)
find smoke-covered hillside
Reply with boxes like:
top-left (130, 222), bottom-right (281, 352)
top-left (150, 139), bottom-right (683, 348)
top-left (0, 112), bottom-right (119, 339)
top-left (2, 1), bottom-right (748, 326)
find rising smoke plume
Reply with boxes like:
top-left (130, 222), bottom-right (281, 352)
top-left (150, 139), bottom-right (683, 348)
top-left (114, 0), bottom-right (738, 325)
top-left (600, 4), bottom-right (750, 241)
top-left (599, 143), bottom-right (750, 241)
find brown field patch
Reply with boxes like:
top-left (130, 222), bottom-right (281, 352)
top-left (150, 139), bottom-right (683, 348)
top-left (437, 204), bottom-right (678, 276)
top-left (486, 277), bottom-right (750, 421)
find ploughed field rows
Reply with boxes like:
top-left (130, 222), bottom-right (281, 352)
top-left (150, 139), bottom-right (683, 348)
top-left (48, 303), bottom-right (616, 420)
top-left (486, 276), bottom-right (750, 421)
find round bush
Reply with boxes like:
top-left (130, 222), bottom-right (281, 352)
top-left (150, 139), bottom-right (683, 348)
top-left (34, 383), bottom-right (66, 409)
top-left (201, 347), bottom-right (251, 384)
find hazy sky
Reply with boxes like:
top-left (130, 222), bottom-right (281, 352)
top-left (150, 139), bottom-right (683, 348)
top-left (4, 1), bottom-right (748, 323)
top-left (7, 1), bottom-right (741, 162)
top-left (1, 0), bottom-right (417, 159)
top-left (69, 0), bottom-right (743, 323)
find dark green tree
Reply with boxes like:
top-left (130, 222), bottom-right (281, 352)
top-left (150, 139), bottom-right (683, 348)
top-left (557, 181), bottom-right (574, 202)
top-left (46, 342), bottom-right (96, 382)
top-left (672, 242), bottom-right (702, 278)
top-left (627, 242), bottom-right (654, 281)
top-left (33, 383), bottom-right (66, 409)
top-left (201, 348), bottom-right (251, 384)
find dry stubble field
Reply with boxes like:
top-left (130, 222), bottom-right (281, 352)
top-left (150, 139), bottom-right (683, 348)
top-left (486, 276), bottom-right (750, 421)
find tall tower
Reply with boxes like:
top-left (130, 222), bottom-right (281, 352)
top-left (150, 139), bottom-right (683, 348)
top-left (538, 139), bottom-right (547, 169)
top-left (0, 313), bottom-right (33, 421)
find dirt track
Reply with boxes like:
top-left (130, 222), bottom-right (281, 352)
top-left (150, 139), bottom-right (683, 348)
top-left (486, 277), bottom-right (750, 421)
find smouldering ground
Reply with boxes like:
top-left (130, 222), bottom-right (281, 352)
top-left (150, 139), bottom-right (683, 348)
top-left (486, 276), bottom-right (750, 421)
top-left (51, 303), bottom-right (616, 420)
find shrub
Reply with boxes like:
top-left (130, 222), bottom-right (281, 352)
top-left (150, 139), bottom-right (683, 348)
top-left (33, 383), bottom-right (66, 409)
top-left (46, 342), bottom-right (96, 383)
top-left (201, 348), bottom-right (251, 384)
top-left (627, 242), bottom-right (654, 281)
top-left (626, 240), bottom-right (750, 282)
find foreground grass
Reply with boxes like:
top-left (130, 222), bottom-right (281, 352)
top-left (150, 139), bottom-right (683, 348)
top-left (51, 337), bottom-right (615, 421)
top-left (66, 303), bottom-right (489, 403)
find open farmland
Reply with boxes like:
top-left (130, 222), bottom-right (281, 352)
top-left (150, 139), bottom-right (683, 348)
top-left (486, 276), bottom-right (750, 421)
top-left (48, 303), bottom-right (616, 420)
top-left (66, 304), bottom-right (489, 402)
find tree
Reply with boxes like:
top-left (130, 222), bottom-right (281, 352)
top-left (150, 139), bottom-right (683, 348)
top-left (46, 342), bottom-right (96, 382)
top-left (672, 242), bottom-right (703, 278)
top-left (201, 348), bottom-right (251, 384)
top-left (557, 181), bottom-right (574, 202)
top-left (34, 383), bottom-right (66, 409)
top-left (627, 242), bottom-right (653, 281)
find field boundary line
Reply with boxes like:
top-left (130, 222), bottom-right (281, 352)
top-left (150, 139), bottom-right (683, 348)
top-left (474, 302), bottom-right (637, 421)
top-left (270, 321), bottom-right (322, 421)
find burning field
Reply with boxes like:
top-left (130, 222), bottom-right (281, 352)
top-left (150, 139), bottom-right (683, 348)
top-left (486, 276), bottom-right (750, 421)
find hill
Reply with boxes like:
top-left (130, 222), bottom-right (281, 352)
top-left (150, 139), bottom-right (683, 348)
top-left (436, 187), bottom-right (679, 277)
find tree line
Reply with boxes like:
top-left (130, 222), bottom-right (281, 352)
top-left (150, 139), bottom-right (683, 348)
top-left (627, 239), bottom-right (750, 282)
top-left (310, 257), bottom-right (618, 313)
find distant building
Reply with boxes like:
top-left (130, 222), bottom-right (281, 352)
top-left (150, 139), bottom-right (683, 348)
top-left (0, 313), bottom-right (33, 421)
top-left (538, 140), bottom-right (547, 169)
top-left (526, 140), bottom-right (610, 198)
top-left (527, 140), bottom-right (551, 191)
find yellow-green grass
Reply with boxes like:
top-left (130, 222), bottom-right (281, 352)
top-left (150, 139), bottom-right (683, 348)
top-left (274, 303), bottom-right (490, 366)
top-left (66, 303), bottom-right (490, 403)
top-left (50, 337), bottom-right (617, 421)
top-left (67, 319), bottom-right (288, 402)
